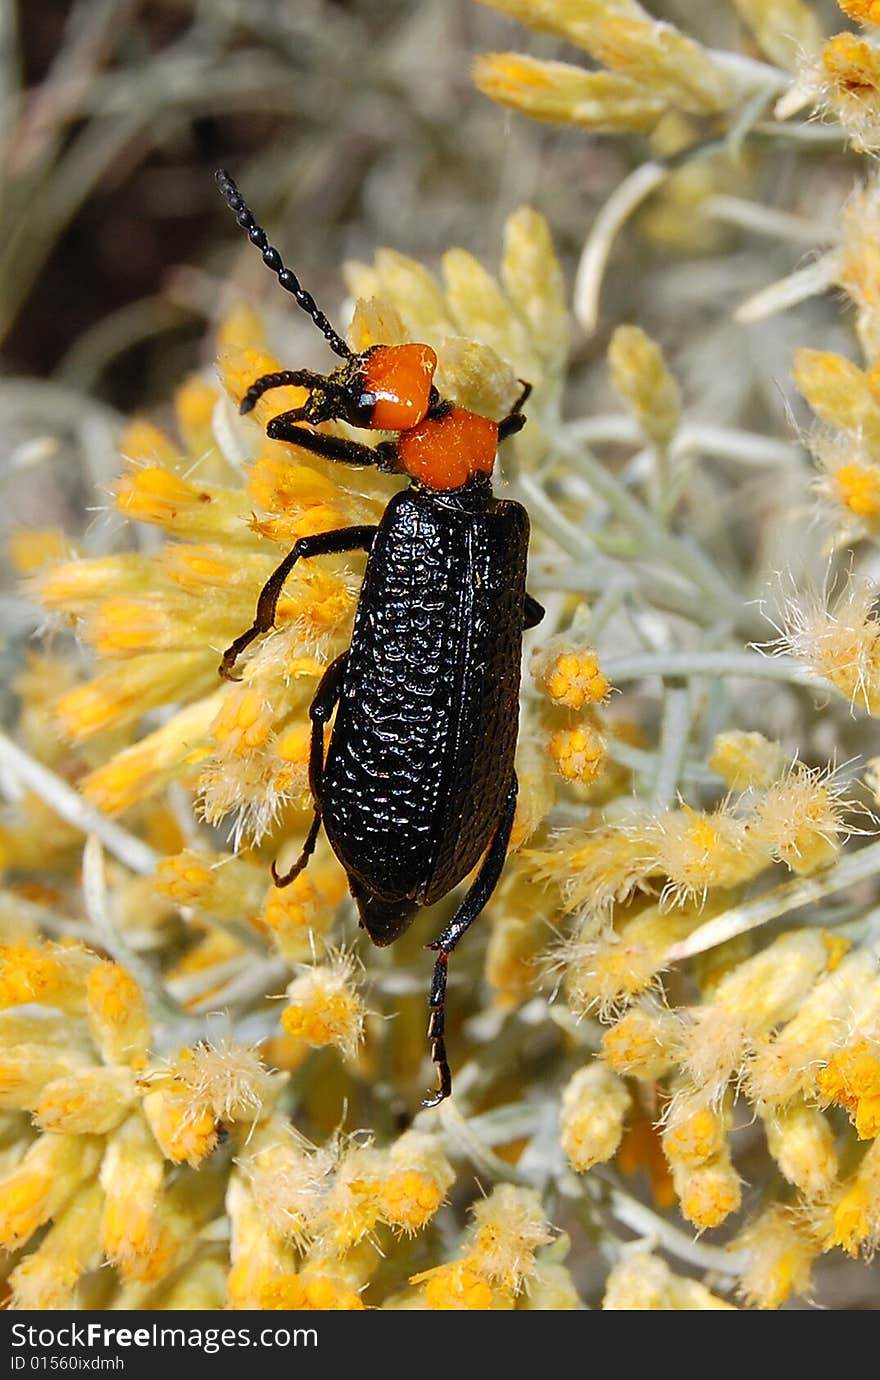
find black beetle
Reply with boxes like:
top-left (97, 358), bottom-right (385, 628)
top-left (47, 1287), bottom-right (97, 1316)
top-left (215, 170), bottom-right (544, 1105)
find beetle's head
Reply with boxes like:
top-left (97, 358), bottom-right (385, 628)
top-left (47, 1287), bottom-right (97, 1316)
top-left (334, 343), bottom-right (438, 431)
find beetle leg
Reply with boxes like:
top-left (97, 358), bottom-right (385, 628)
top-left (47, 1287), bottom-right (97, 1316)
top-left (219, 526), bottom-right (377, 680)
top-left (422, 775), bottom-right (518, 1108)
top-left (271, 653), bottom-right (348, 887)
top-left (523, 593), bottom-right (545, 629)
top-left (265, 419), bottom-right (399, 472)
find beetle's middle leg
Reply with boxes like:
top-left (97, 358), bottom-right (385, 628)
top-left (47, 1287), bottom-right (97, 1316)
top-left (271, 652), bottom-right (347, 888)
top-left (219, 525), bottom-right (377, 680)
top-left (422, 775), bottom-right (518, 1108)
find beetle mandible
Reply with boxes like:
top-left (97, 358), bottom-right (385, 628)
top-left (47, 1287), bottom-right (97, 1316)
top-left (215, 170), bottom-right (544, 1106)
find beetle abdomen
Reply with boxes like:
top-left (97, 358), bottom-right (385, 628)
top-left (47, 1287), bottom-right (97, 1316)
top-left (320, 482), bottom-right (529, 911)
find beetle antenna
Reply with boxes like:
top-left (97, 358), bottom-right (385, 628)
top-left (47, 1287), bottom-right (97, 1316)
top-left (215, 168), bottom-right (352, 361)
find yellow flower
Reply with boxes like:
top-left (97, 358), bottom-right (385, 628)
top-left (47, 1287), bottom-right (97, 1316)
top-left (767, 574), bottom-right (880, 714)
top-left (281, 952), bottom-right (367, 1060)
top-left (549, 722), bottom-right (606, 784)
top-left (749, 763), bottom-right (861, 876)
top-left (671, 1148), bottom-right (742, 1230)
top-left (601, 998), bottom-right (680, 1080)
top-left (0, 1133), bottom-right (102, 1251)
top-left (736, 1205), bottom-right (820, 1310)
top-left (838, 1), bottom-right (880, 24)
top-left (608, 325), bottom-right (681, 448)
top-left (8, 1182), bottom-right (104, 1310)
top-left (818, 1037), bottom-right (880, 1138)
top-left (0, 941), bottom-right (97, 1014)
top-left (759, 1101), bottom-right (839, 1197)
top-left (413, 1184), bottom-right (553, 1308)
top-left (560, 1061), bottom-right (631, 1171)
top-left (414, 1257), bottom-right (503, 1311)
top-left (472, 53), bottom-right (667, 133)
top-left (638, 802), bottom-right (770, 909)
top-left (33, 1065), bottom-right (137, 1135)
top-left (532, 642), bottom-right (610, 709)
top-left (100, 1113), bottom-right (168, 1282)
top-left (603, 1251), bottom-right (736, 1309)
top-left (378, 1132), bottom-right (455, 1236)
top-left (708, 731), bottom-right (787, 791)
top-left (662, 1091), bottom-right (729, 1169)
top-left (819, 33), bottom-right (880, 153)
top-left (827, 1138), bottom-right (880, 1256)
top-left (87, 961), bottom-right (152, 1065)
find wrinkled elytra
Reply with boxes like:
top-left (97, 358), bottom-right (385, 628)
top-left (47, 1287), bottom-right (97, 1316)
top-left (215, 169), bottom-right (543, 1106)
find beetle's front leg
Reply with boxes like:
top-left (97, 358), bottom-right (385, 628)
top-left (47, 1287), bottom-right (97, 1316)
top-left (423, 775), bottom-right (518, 1108)
top-left (219, 525), bottom-right (377, 680)
top-left (266, 419), bottom-right (399, 471)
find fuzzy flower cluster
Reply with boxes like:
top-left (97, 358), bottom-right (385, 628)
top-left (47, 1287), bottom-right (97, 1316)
top-left (7, 0), bottom-right (880, 1313)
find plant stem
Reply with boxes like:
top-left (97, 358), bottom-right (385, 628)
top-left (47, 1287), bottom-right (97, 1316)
top-left (666, 837), bottom-right (880, 961)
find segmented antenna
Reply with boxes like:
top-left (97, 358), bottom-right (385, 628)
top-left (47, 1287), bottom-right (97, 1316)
top-left (215, 168), bottom-right (352, 361)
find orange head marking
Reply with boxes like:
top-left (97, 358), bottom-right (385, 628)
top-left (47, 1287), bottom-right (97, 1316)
top-left (362, 344), bottom-right (437, 431)
top-left (397, 406), bottom-right (499, 490)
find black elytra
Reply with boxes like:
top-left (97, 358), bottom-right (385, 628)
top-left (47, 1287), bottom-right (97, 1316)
top-left (215, 169), bottom-right (544, 1106)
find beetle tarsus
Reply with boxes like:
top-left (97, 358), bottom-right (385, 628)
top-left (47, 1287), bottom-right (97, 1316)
top-left (271, 808), bottom-right (322, 887)
top-left (423, 960), bottom-right (452, 1107)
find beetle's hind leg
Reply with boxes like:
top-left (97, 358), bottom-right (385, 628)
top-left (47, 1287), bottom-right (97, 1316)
top-left (272, 652), bottom-right (347, 887)
top-left (422, 775), bottom-right (518, 1108)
